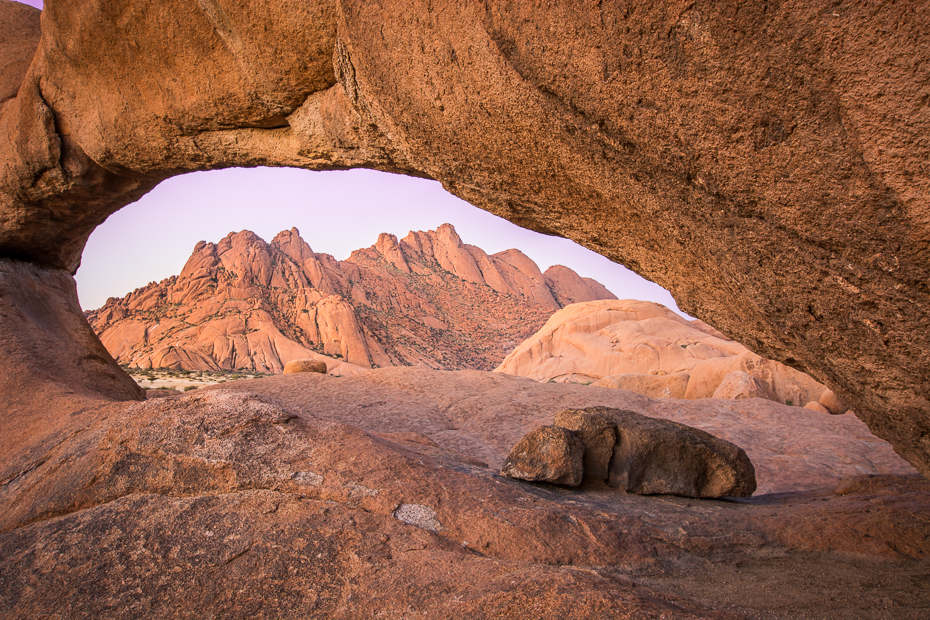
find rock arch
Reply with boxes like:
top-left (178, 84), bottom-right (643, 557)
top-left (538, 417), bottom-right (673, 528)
top-left (1, 0), bottom-right (928, 476)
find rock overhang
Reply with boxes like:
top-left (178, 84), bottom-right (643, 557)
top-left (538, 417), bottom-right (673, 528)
top-left (0, 0), bottom-right (928, 477)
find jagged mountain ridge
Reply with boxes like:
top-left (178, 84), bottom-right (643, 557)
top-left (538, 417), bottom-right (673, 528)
top-left (86, 223), bottom-right (616, 372)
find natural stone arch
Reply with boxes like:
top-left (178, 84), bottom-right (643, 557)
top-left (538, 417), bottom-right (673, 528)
top-left (1, 0), bottom-right (928, 476)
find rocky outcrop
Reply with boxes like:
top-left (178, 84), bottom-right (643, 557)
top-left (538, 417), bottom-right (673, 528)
top-left (86, 225), bottom-right (615, 373)
top-left (592, 372), bottom-right (691, 399)
top-left (1, 368), bottom-right (925, 618)
top-left (497, 300), bottom-right (841, 411)
top-left (282, 358), bottom-right (327, 375)
top-left (712, 371), bottom-right (770, 401)
top-left (0, 258), bottom-right (144, 409)
top-left (0, 1), bottom-right (927, 474)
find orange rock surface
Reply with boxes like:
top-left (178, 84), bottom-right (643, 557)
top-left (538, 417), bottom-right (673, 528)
top-left (497, 299), bottom-right (840, 410)
top-left (86, 224), bottom-right (616, 373)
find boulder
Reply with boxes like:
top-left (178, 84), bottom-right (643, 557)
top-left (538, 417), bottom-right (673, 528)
top-left (712, 371), bottom-right (770, 400)
top-left (553, 408), bottom-right (617, 483)
top-left (500, 426), bottom-right (584, 487)
top-left (820, 389), bottom-right (848, 416)
top-left (587, 406), bottom-right (757, 498)
top-left (283, 358), bottom-right (328, 375)
top-left (805, 401), bottom-right (830, 414)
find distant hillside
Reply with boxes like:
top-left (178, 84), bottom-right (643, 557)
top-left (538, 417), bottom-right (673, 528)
top-left (86, 224), bottom-right (617, 372)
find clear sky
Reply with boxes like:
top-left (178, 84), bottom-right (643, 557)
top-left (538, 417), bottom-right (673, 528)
top-left (17, 0), bottom-right (685, 317)
top-left (75, 168), bottom-right (687, 315)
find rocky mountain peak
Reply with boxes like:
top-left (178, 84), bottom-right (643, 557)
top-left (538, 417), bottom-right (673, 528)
top-left (87, 225), bottom-right (617, 374)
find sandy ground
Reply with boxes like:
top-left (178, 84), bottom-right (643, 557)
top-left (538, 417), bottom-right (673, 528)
top-left (126, 368), bottom-right (268, 392)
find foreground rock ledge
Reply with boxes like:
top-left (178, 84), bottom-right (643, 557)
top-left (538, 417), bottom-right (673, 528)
top-left (0, 1), bottom-right (927, 475)
top-left (0, 370), bottom-right (927, 618)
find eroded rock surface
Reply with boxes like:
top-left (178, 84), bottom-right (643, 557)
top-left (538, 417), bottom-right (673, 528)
top-left (500, 425), bottom-right (584, 486)
top-left (0, 0), bottom-right (927, 474)
top-left (601, 407), bottom-right (756, 498)
top-left (497, 300), bottom-right (837, 410)
top-left (1, 369), bottom-right (927, 618)
top-left (283, 358), bottom-right (328, 375)
top-left (86, 225), bottom-right (613, 373)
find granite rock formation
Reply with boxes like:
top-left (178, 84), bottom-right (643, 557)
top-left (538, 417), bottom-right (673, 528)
top-left (513, 406), bottom-right (756, 498)
top-left (1, 368), bottom-right (925, 618)
top-left (0, 1), bottom-right (927, 474)
top-left (497, 300), bottom-right (844, 412)
top-left (86, 224), bottom-right (614, 373)
top-left (282, 358), bottom-right (328, 375)
top-left (500, 425), bottom-right (585, 487)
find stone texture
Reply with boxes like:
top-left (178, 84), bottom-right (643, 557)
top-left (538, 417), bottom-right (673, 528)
top-left (592, 372), bottom-right (691, 399)
top-left (553, 408), bottom-right (617, 484)
top-left (0, 1), bottom-right (40, 104)
top-left (282, 358), bottom-right (328, 375)
top-left (0, 258), bottom-right (144, 414)
top-left (500, 425), bottom-right (584, 487)
top-left (804, 401), bottom-right (830, 414)
top-left (0, 0), bottom-right (927, 475)
top-left (1, 369), bottom-right (927, 618)
top-left (820, 389), bottom-right (849, 416)
top-left (87, 226), bottom-right (613, 373)
top-left (498, 300), bottom-right (833, 408)
top-left (580, 406), bottom-right (758, 498)
top-left (712, 370), bottom-right (770, 400)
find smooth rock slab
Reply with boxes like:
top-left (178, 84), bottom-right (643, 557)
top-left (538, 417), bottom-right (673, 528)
top-left (500, 425), bottom-right (584, 487)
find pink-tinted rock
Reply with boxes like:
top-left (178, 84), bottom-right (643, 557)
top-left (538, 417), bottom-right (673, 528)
top-left (87, 226), bottom-right (614, 374)
top-left (593, 372), bottom-right (690, 399)
top-left (501, 425), bottom-right (584, 486)
top-left (553, 408), bottom-right (617, 483)
top-left (820, 389), bottom-right (848, 416)
top-left (712, 370), bottom-right (770, 400)
top-left (805, 401), bottom-right (830, 414)
top-left (283, 358), bottom-right (328, 375)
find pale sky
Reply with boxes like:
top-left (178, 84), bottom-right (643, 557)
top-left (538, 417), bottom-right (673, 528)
top-left (16, 0), bottom-right (685, 317)
top-left (75, 168), bottom-right (687, 315)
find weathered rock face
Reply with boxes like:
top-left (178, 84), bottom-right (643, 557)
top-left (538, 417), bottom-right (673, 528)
top-left (282, 358), bottom-right (327, 375)
top-left (497, 299), bottom-right (836, 409)
top-left (712, 370), bottom-right (770, 401)
top-left (0, 258), bottom-right (144, 409)
top-left (85, 225), bottom-right (614, 373)
top-left (605, 407), bottom-right (756, 498)
top-left (551, 406), bottom-right (756, 498)
top-left (500, 425), bottom-right (585, 487)
top-left (553, 408), bottom-right (617, 484)
top-left (0, 1), bottom-right (39, 104)
top-left (1, 369), bottom-right (926, 618)
top-left (0, 2), bottom-right (927, 472)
